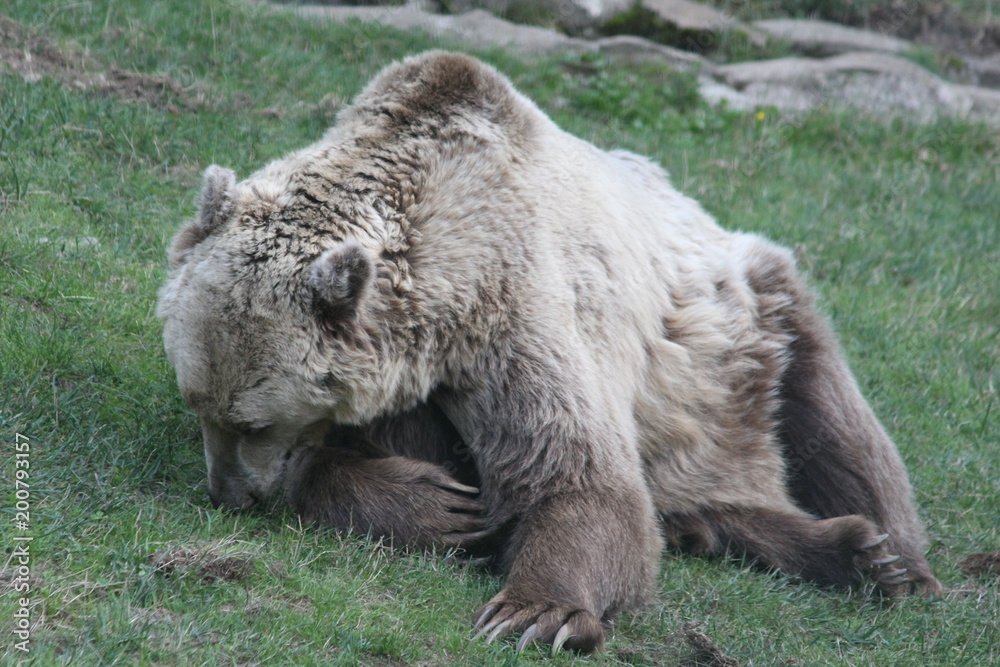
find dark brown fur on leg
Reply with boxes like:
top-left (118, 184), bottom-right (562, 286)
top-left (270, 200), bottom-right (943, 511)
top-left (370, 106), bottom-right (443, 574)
top-left (474, 487), bottom-right (660, 654)
top-left (352, 401), bottom-right (480, 488)
top-left (436, 340), bottom-right (664, 655)
top-left (285, 445), bottom-right (488, 549)
top-left (746, 248), bottom-right (941, 596)
top-left (283, 401), bottom-right (489, 549)
top-left (661, 507), bottom-right (910, 589)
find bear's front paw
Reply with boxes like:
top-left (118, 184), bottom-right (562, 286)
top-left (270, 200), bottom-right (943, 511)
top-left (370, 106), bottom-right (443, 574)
top-left (289, 451), bottom-right (491, 550)
top-left (473, 592), bottom-right (605, 654)
top-left (398, 465), bottom-right (492, 549)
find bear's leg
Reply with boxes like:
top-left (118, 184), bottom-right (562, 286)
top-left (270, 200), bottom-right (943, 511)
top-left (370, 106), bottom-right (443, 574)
top-left (661, 506), bottom-right (910, 588)
top-left (472, 484), bottom-right (660, 653)
top-left (284, 444), bottom-right (489, 550)
top-left (438, 366), bottom-right (661, 653)
top-left (358, 401), bottom-right (480, 488)
top-left (284, 404), bottom-right (486, 549)
top-left (745, 243), bottom-right (941, 596)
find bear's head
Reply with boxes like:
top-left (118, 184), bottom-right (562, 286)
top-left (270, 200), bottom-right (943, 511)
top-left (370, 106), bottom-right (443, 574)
top-left (157, 165), bottom-right (382, 510)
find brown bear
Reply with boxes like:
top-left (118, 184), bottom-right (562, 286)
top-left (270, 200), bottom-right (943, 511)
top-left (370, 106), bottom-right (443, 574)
top-left (158, 51), bottom-right (941, 653)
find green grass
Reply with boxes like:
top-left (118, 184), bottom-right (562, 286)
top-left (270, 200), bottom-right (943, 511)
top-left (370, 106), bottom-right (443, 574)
top-left (1, 0), bottom-right (998, 664)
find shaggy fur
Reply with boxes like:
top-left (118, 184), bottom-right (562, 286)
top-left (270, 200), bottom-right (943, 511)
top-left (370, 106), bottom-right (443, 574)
top-left (158, 51), bottom-right (941, 653)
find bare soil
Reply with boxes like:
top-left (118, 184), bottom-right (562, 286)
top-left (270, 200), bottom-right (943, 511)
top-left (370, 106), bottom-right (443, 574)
top-left (0, 15), bottom-right (206, 111)
top-left (679, 623), bottom-right (741, 667)
top-left (150, 546), bottom-right (253, 583)
top-left (959, 550), bottom-right (1000, 577)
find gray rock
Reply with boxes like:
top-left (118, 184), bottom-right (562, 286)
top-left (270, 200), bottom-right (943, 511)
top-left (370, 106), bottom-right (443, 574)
top-left (276, 2), bottom-right (1000, 125)
top-left (965, 54), bottom-right (1000, 89)
top-left (958, 82), bottom-right (1000, 116)
top-left (637, 0), bottom-right (768, 47)
top-left (754, 18), bottom-right (912, 57)
top-left (594, 34), bottom-right (709, 69)
top-left (443, 1), bottom-right (632, 35)
top-left (696, 74), bottom-right (755, 109)
top-left (407, 0), bottom-right (443, 10)
top-left (642, 0), bottom-right (738, 32)
top-left (443, 0), bottom-right (515, 14)
top-left (558, 0), bottom-right (634, 35)
top-left (569, 0), bottom-right (633, 21)
top-left (290, 2), bottom-right (709, 67)
top-left (711, 52), bottom-right (1000, 123)
top-left (714, 52), bottom-right (943, 88)
top-left (292, 4), bottom-right (589, 53)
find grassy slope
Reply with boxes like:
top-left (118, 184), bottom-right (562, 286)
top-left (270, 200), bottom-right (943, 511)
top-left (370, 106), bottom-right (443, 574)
top-left (1, 0), bottom-right (997, 664)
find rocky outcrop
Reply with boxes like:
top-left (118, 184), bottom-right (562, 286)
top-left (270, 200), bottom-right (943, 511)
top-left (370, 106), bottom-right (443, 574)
top-left (754, 19), bottom-right (913, 56)
top-left (274, 0), bottom-right (1000, 125)
top-left (595, 0), bottom-right (768, 53)
top-left (291, 2), bottom-right (709, 68)
top-left (711, 52), bottom-right (1000, 122)
top-left (444, 0), bottom-right (632, 35)
top-left (294, 4), bottom-right (586, 53)
top-left (966, 54), bottom-right (1000, 88)
top-left (638, 0), bottom-right (766, 45)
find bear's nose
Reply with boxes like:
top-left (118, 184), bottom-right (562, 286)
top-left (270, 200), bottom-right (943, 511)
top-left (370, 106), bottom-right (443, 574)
top-left (208, 489), bottom-right (222, 509)
top-left (207, 487), bottom-right (258, 511)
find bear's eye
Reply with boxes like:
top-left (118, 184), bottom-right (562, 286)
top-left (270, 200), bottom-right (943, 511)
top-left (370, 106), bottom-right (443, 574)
top-left (234, 422), bottom-right (273, 437)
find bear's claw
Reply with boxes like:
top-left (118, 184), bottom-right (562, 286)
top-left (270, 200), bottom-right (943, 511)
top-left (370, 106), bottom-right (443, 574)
top-left (871, 555), bottom-right (901, 566)
top-left (515, 624), bottom-right (539, 652)
top-left (436, 479), bottom-right (480, 495)
top-left (484, 620), bottom-right (512, 644)
top-left (551, 624), bottom-right (574, 654)
top-left (473, 604), bottom-right (498, 632)
top-left (474, 610), bottom-right (509, 641)
top-left (859, 533), bottom-right (889, 550)
top-left (472, 595), bottom-right (605, 653)
top-left (850, 528), bottom-right (915, 595)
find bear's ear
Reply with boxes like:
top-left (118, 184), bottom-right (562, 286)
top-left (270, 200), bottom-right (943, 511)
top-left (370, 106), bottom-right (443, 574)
top-left (167, 221), bottom-right (207, 269)
top-left (308, 242), bottom-right (375, 324)
top-left (198, 165), bottom-right (237, 234)
top-left (167, 166), bottom-right (238, 269)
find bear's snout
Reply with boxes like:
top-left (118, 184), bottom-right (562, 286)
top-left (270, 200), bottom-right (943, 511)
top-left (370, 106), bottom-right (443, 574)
top-left (207, 473), bottom-right (262, 511)
top-left (207, 487), bottom-right (258, 511)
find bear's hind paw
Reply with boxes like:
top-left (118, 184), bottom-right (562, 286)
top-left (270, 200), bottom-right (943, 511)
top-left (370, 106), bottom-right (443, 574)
top-left (850, 529), bottom-right (916, 595)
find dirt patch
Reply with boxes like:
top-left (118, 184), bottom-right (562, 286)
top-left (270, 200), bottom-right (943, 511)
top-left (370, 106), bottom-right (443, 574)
top-left (96, 67), bottom-right (207, 111)
top-left (150, 546), bottom-right (254, 583)
top-left (0, 15), bottom-right (74, 78)
top-left (959, 550), bottom-right (1000, 577)
top-left (679, 623), bottom-right (740, 667)
top-left (0, 15), bottom-right (205, 110)
top-left (867, 1), bottom-right (1000, 56)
